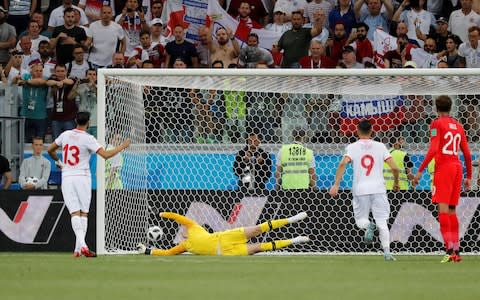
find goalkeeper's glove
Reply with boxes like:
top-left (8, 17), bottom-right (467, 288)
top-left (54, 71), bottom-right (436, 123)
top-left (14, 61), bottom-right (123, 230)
top-left (137, 243), bottom-right (150, 255)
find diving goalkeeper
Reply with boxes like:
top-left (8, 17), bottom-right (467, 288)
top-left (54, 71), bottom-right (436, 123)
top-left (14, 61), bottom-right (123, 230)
top-left (137, 212), bottom-right (310, 256)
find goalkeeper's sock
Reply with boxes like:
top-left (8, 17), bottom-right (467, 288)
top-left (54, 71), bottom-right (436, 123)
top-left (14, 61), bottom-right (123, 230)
top-left (259, 212), bottom-right (308, 233)
top-left (449, 213), bottom-right (460, 252)
top-left (438, 212), bottom-right (451, 250)
top-left (260, 240), bottom-right (292, 252)
top-left (259, 219), bottom-right (289, 233)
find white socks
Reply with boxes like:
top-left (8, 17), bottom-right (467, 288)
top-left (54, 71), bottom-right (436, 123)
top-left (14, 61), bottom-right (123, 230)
top-left (376, 219), bottom-right (390, 253)
top-left (71, 216), bottom-right (86, 251)
top-left (288, 212), bottom-right (308, 224)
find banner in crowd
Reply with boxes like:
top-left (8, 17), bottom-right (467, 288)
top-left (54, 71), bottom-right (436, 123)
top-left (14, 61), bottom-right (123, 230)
top-left (338, 83), bottom-right (406, 134)
top-left (373, 29), bottom-right (397, 68)
top-left (161, 0), bottom-right (281, 49)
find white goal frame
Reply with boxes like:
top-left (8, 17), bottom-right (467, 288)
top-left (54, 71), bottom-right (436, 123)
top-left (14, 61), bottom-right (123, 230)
top-left (96, 68), bottom-right (480, 255)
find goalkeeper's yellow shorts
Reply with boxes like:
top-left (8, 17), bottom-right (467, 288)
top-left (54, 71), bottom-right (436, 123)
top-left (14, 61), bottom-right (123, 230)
top-left (218, 227), bottom-right (248, 256)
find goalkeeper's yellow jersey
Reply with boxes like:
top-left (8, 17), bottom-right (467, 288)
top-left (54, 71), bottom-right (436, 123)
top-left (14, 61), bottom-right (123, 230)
top-left (181, 225), bottom-right (221, 255)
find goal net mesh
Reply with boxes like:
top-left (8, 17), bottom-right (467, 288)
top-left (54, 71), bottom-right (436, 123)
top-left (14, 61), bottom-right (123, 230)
top-left (99, 70), bottom-right (480, 255)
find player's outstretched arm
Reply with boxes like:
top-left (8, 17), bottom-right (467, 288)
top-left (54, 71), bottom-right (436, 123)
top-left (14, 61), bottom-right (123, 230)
top-left (97, 139), bottom-right (131, 160)
top-left (329, 156), bottom-right (351, 197)
top-left (160, 212), bottom-right (197, 228)
top-left (138, 243), bottom-right (186, 256)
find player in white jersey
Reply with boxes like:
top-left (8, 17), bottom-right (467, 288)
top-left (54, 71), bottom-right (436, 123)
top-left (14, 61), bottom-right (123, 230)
top-left (329, 120), bottom-right (400, 261)
top-left (47, 112), bottom-right (130, 257)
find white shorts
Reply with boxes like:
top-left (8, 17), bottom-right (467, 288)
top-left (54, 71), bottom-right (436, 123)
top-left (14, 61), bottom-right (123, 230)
top-left (61, 175), bottom-right (92, 213)
top-left (352, 193), bottom-right (390, 222)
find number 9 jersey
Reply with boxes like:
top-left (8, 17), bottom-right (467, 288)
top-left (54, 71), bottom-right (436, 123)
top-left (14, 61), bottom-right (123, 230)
top-left (345, 139), bottom-right (392, 196)
top-left (54, 129), bottom-right (102, 177)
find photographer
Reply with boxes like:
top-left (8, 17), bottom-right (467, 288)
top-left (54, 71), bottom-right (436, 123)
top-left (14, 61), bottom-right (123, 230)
top-left (233, 131), bottom-right (272, 192)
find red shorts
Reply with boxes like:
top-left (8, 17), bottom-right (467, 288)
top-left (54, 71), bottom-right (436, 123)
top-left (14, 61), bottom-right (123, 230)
top-left (432, 163), bottom-right (462, 206)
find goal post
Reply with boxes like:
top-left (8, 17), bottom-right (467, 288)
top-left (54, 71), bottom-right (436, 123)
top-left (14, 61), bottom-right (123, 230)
top-left (96, 68), bottom-right (480, 255)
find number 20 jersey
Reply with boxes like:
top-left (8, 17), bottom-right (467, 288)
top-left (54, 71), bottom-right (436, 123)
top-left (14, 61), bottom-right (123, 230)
top-left (345, 139), bottom-right (392, 196)
top-left (55, 129), bottom-right (102, 177)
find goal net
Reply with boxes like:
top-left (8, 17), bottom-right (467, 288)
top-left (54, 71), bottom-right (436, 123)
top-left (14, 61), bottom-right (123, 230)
top-left (97, 69), bottom-right (480, 255)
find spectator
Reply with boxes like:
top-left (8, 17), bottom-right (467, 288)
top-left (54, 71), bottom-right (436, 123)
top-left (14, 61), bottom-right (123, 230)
top-left (227, 0), bottom-right (269, 26)
top-left (48, 0), bottom-right (88, 31)
top-left (345, 22), bottom-right (374, 64)
top-left (68, 68), bottom-right (97, 137)
top-left (410, 36), bottom-right (438, 68)
top-left (275, 128), bottom-right (316, 190)
top-left (449, 0), bottom-right (480, 43)
top-left (393, 0), bottom-right (436, 48)
top-left (207, 26), bottom-right (240, 68)
top-left (149, 18), bottom-right (168, 46)
top-left (354, 0), bottom-right (393, 41)
top-left (328, 0), bottom-right (357, 36)
top-left (325, 21), bottom-right (348, 64)
top-left (150, 0), bottom-right (163, 20)
top-left (304, 0), bottom-right (332, 27)
top-left (394, 21), bottom-right (420, 47)
top-left (233, 131), bottom-right (272, 192)
top-left (195, 26), bottom-right (211, 67)
top-left (383, 135), bottom-right (414, 190)
top-left (78, 0), bottom-right (116, 23)
top-left (115, 0), bottom-right (149, 57)
top-left (87, 6), bottom-right (126, 69)
top-left (383, 34), bottom-right (411, 68)
top-left (50, 7), bottom-right (88, 65)
top-left (4, 0), bottom-right (36, 34)
top-left (16, 20), bottom-right (49, 52)
top-left (46, 64), bottom-right (76, 139)
top-left (19, 136), bottom-right (51, 190)
top-left (38, 40), bottom-right (56, 78)
top-left (278, 10), bottom-right (324, 68)
top-left (275, 0), bottom-right (308, 21)
top-left (417, 17), bottom-right (452, 52)
top-left (66, 44), bottom-right (90, 78)
top-left (165, 25), bottom-right (199, 68)
top-left (128, 30), bottom-right (165, 68)
top-left (17, 35), bottom-right (41, 72)
top-left (0, 141), bottom-right (13, 190)
top-left (264, 7), bottom-right (291, 34)
top-left (106, 51), bottom-right (127, 68)
top-left (341, 45), bottom-right (364, 68)
top-left (299, 39), bottom-right (336, 68)
top-left (191, 87), bottom-right (224, 143)
top-left (306, 8), bottom-right (331, 45)
top-left (458, 25), bottom-right (480, 67)
top-left (19, 11), bottom-right (51, 38)
top-left (0, 5), bottom-right (16, 66)
top-left (438, 34), bottom-right (465, 67)
top-left (18, 61), bottom-right (48, 142)
top-left (238, 33), bottom-right (274, 68)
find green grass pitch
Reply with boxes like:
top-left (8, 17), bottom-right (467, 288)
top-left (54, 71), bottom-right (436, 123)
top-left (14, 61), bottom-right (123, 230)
top-left (1, 253), bottom-right (480, 300)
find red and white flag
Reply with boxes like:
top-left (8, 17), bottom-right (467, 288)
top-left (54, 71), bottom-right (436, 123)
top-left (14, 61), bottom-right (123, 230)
top-left (373, 29), bottom-right (397, 68)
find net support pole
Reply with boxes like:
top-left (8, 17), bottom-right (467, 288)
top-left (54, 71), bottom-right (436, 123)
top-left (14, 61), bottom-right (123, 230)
top-left (96, 69), bottom-right (107, 255)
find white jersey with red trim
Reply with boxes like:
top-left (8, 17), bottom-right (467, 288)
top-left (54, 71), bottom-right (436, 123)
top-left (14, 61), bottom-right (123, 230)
top-left (345, 139), bottom-right (391, 196)
top-left (54, 129), bottom-right (103, 177)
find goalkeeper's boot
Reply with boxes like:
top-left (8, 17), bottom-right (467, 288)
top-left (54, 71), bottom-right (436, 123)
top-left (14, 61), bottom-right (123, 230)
top-left (364, 222), bottom-right (376, 244)
top-left (291, 236), bottom-right (310, 244)
top-left (384, 253), bottom-right (396, 261)
top-left (80, 246), bottom-right (97, 258)
top-left (440, 254), bottom-right (453, 263)
top-left (137, 243), bottom-right (147, 254)
top-left (288, 212), bottom-right (308, 224)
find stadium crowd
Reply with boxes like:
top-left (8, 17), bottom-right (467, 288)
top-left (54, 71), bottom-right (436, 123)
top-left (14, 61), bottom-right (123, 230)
top-left (1, 0), bottom-right (480, 187)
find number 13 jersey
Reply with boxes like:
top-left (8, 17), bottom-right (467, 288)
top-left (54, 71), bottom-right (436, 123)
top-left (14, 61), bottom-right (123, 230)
top-left (345, 139), bottom-right (392, 196)
top-left (55, 129), bottom-right (102, 177)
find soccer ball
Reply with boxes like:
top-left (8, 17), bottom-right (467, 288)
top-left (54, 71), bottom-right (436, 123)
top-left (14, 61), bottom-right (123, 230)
top-left (26, 177), bottom-right (39, 185)
top-left (147, 226), bottom-right (164, 242)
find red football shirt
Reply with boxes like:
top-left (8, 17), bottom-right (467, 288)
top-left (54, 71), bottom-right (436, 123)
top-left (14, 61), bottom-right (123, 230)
top-left (418, 116), bottom-right (472, 179)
